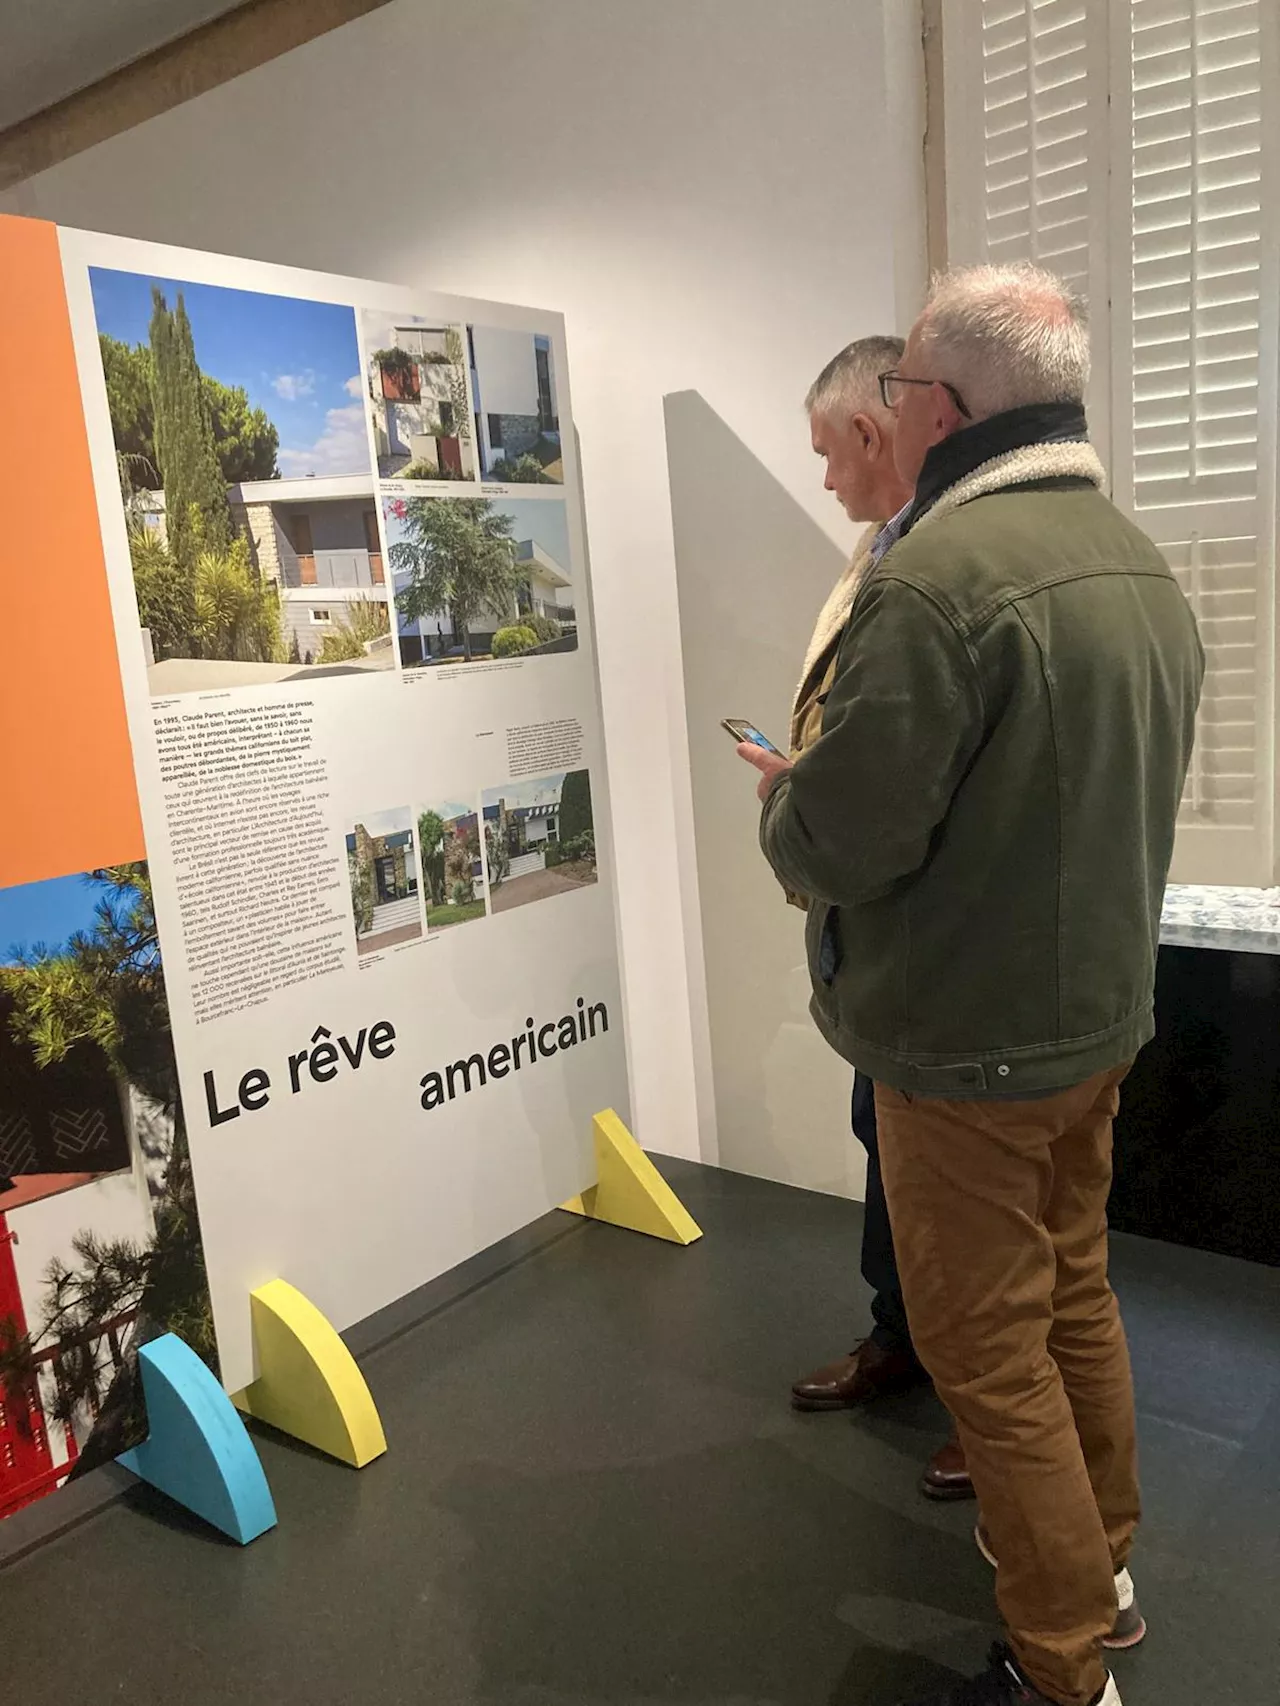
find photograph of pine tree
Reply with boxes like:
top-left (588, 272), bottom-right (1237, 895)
top-left (0, 865), bottom-right (215, 1523)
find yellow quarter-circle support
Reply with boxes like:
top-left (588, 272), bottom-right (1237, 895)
top-left (232, 1279), bottom-right (387, 1468)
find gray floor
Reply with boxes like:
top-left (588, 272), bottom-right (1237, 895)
top-left (4, 1158), bottom-right (1279, 1705)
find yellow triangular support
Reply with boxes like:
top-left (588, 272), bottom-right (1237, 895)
top-left (560, 1109), bottom-right (703, 1245)
top-left (231, 1279), bottom-right (387, 1468)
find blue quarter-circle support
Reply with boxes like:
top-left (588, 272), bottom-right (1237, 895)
top-left (117, 1333), bottom-right (277, 1545)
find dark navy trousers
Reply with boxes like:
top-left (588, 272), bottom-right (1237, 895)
top-left (852, 1072), bottom-right (919, 1360)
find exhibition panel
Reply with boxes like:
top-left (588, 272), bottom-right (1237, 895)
top-left (0, 213), bottom-right (628, 1525)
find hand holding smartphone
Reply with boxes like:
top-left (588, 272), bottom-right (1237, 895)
top-left (721, 718), bottom-right (784, 756)
top-left (723, 717), bottom-right (792, 801)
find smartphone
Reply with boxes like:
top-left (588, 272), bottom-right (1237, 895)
top-left (721, 717), bottom-right (784, 756)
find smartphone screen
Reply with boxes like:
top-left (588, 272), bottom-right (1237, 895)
top-left (721, 718), bottom-right (784, 756)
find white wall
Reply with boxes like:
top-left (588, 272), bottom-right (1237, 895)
top-left (471, 325), bottom-right (540, 419)
top-left (2, 0), bottom-right (927, 1183)
top-left (667, 393), bottom-right (867, 1194)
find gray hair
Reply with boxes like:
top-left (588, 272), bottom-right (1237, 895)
top-left (805, 334), bottom-right (904, 420)
top-left (915, 262), bottom-right (1089, 420)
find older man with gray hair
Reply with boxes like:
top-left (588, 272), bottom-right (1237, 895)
top-left (790, 334), bottom-right (975, 1504)
top-left (740, 264), bottom-right (1203, 1706)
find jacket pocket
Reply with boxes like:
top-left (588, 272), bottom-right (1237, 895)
top-left (806, 903), bottom-right (843, 988)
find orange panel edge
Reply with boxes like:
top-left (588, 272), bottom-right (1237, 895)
top-left (0, 215), bottom-right (145, 891)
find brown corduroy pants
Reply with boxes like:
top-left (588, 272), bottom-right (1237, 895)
top-left (874, 1066), bottom-right (1140, 1706)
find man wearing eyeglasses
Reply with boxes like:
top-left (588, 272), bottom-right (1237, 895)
top-left (739, 264), bottom-right (1203, 1706)
top-left (790, 335), bottom-right (974, 1508)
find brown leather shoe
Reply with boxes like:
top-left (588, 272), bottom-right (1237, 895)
top-left (919, 1429), bottom-right (976, 1501)
top-left (791, 1340), bottom-right (926, 1410)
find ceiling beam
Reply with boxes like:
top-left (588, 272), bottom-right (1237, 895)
top-left (0, 0), bottom-right (393, 193)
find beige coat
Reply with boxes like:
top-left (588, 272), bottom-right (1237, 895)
top-left (782, 522), bottom-right (879, 908)
top-left (790, 522), bottom-right (879, 758)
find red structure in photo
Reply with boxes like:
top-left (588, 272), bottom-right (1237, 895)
top-left (0, 1212), bottom-right (65, 1519)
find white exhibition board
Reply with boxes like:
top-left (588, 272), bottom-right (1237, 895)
top-left (59, 227), bottom-right (629, 1394)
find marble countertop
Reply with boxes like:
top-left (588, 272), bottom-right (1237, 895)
top-left (1160, 884), bottom-right (1280, 954)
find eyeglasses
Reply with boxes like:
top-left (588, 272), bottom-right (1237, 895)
top-left (878, 371), bottom-right (972, 419)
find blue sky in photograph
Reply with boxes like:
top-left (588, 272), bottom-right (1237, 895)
top-left (345, 808), bottom-right (414, 846)
top-left (89, 268), bottom-right (370, 480)
top-left (0, 872), bottom-right (105, 965)
top-left (503, 498), bottom-right (570, 577)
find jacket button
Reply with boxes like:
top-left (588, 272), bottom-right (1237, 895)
top-left (997, 1064), bottom-right (1010, 1077)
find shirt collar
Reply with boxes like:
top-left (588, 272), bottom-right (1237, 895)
top-left (869, 499), bottom-right (912, 566)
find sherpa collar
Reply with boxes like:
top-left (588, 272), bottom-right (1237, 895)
top-left (902, 401), bottom-right (1102, 537)
top-left (792, 522), bottom-right (878, 716)
top-left (911, 437), bottom-right (1107, 534)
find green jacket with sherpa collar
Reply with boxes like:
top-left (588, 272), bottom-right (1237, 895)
top-left (760, 403), bottom-right (1205, 1098)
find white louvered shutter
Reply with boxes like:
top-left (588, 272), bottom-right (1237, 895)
top-left (942, 0), bottom-right (1113, 459)
top-left (1111, 0), bottom-right (1279, 884)
top-left (943, 0), bottom-right (1280, 883)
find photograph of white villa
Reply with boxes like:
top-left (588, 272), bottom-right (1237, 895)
top-left (359, 311), bottom-right (476, 482)
top-left (133, 474), bottom-right (395, 689)
top-left (91, 267), bottom-right (394, 696)
top-left (418, 803), bottom-right (487, 932)
top-left (469, 325), bottom-right (563, 483)
top-left (481, 769), bottom-right (597, 914)
top-left (346, 811), bottom-right (423, 956)
top-left (387, 494), bottom-right (577, 668)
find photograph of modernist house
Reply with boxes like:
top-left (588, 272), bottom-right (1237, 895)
top-left (359, 311), bottom-right (476, 482)
top-left (418, 803), bottom-right (487, 932)
top-left (387, 495), bottom-right (577, 667)
top-left (346, 811), bottom-right (423, 956)
top-left (481, 770), bottom-right (597, 914)
top-left (229, 474), bottom-right (393, 667)
top-left (469, 325), bottom-right (563, 483)
top-left (0, 865), bottom-right (215, 1523)
top-left (90, 267), bottom-right (394, 694)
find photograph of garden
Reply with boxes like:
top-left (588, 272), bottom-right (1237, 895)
top-left (89, 268), bottom-right (394, 694)
top-left (417, 803), bottom-right (488, 932)
top-left (386, 494), bottom-right (577, 668)
top-left (359, 310), bottom-right (476, 482)
top-left (346, 811), bottom-right (423, 956)
top-left (469, 324), bottom-right (563, 483)
top-left (0, 865), bottom-right (216, 1522)
top-left (481, 769), bottom-right (598, 914)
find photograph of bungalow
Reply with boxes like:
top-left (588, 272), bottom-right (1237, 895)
top-left (359, 311), bottom-right (476, 482)
top-left (417, 802), bottom-right (487, 932)
top-left (481, 769), bottom-right (597, 914)
top-left (90, 267), bottom-right (393, 695)
top-left (0, 866), bottom-right (215, 1523)
top-left (470, 325), bottom-right (563, 483)
top-left (346, 811), bottom-right (424, 955)
top-left (387, 495), bottom-right (578, 667)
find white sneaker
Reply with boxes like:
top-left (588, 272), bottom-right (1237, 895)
top-left (974, 1523), bottom-right (1147, 1650)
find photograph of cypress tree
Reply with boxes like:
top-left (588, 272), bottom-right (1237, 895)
top-left (481, 769), bottom-right (598, 914)
top-left (89, 269), bottom-right (393, 695)
top-left (387, 493), bottom-right (578, 667)
top-left (0, 865), bottom-right (215, 1522)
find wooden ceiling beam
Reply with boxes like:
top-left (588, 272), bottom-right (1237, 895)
top-left (0, 0), bottom-right (392, 193)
